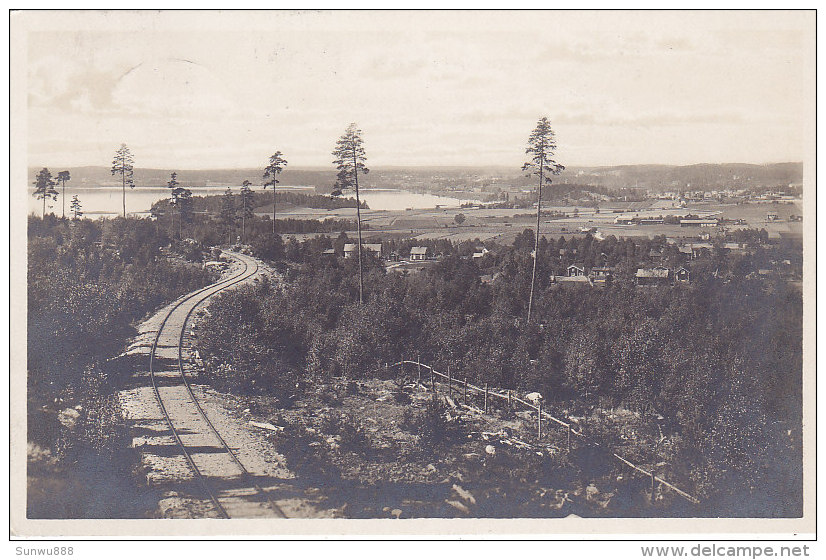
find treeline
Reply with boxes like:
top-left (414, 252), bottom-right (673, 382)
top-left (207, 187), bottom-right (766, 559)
top-left (149, 196), bottom-right (362, 244)
top-left (199, 231), bottom-right (802, 515)
top-left (173, 190), bottom-right (366, 213)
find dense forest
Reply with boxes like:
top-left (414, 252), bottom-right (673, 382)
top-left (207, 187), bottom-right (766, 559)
top-left (198, 228), bottom-right (803, 516)
top-left (27, 216), bottom-right (216, 517)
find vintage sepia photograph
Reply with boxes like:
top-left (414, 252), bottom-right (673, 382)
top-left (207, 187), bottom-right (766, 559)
top-left (10, 9), bottom-right (815, 538)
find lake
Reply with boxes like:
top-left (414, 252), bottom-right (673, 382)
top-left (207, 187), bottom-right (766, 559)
top-left (27, 186), bottom-right (478, 218)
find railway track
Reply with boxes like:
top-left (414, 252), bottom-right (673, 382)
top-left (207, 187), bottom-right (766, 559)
top-left (147, 251), bottom-right (287, 518)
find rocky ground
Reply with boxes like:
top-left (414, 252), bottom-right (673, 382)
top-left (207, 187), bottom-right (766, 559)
top-left (203, 375), bottom-right (699, 518)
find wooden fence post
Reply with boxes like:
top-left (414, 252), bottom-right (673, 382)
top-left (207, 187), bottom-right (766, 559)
top-left (463, 377), bottom-right (468, 404)
top-left (417, 354), bottom-right (421, 387)
top-left (651, 470), bottom-right (656, 499)
top-left (507, 390), bottom-right (512, 412)
top-left (430, 366), bottom-right (435, 392)
top-left (484, 383), bottom-right (488, 414)
top-left (448, 366), bottom-right (452, 398)
top-left (537, 401), bottom-right (542, 439)
top-left (567, 425), bottom-right (571, 452)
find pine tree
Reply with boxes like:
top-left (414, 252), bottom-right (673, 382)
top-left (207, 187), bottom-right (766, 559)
top-left (331, 123), bottom-right (369, 304)
top-left (523, 117), bottom-right (564, 323)
top-left (239, 180), bottom-right (255, 243)
top-left (70, 194), bottom-right (83, 219)
top-left (263, 151), bottom-right (288, 235)
top-left (32, 168), bottom-right (58, 218)
top-left (56, 170), bottom-right (71, 218)
top-left (220, 186), bottom-right (236, 244)
top-left (111, 144), bottom-right (135, 217)
top-left (167, 172), bottom-right (193, 239)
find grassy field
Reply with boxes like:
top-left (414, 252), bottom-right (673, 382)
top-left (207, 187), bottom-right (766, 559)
top-left (268, 199), bottom-right (803, 245)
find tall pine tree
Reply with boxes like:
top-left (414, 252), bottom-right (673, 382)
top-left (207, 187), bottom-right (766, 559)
top-left (239, 180), bottom-right (255, 243)
top-left (111, 144), bottom-right (134, 217)
top-left (331, 123), bottom-right (369, 304)
top-left (70, 194), bottom-right (83, 219)
top-left (56, 170), bottom-right (71, 218)
top-left (220, 187), bottom-right (236, 244)
top-left (32, 168), bottom-right (58, 218)
top-left (263, 152), bottom-right (288, 235)
top-left (523, 117), bottom-right (564, 323)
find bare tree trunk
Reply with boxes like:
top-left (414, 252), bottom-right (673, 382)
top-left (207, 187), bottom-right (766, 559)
top-left (122, 173), bottom-right (126, 218)
top-left (272, 186), bottom-right (276, 235)
top-left (61, 180), bottom-right (65, 219)
top-left (42, 195), bottom-right (46, 219)
top-left (527, 156), bottom-right (544, 323)
top-left (354, 153), bottom-right (364, 305)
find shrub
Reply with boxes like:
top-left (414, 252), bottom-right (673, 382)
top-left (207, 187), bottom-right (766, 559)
top-left (401, 394), bottom-right (454, 448)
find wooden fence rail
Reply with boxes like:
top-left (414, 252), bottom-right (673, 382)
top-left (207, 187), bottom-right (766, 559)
top-left (389, 359), bottom-right (700, 505)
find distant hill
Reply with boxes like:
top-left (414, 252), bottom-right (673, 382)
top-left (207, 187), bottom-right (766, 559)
top-left (27, 162), bottom-right (802, 193)
top-left (25, 166), bottom-right (336, 190)
top-left (553, 162), bottom-right (803, 191)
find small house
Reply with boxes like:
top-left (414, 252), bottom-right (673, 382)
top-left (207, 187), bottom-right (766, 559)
top-left (590, 266), bottom-right (614, 285)
top-left (409, 246), bottom-right (429, 261)
top-left (675, 267), bottom-right (690, 283)
top-left (321, 248), bottom-right (336, 256)
top-left (567, 264), bottom-right (586, 277)
top-left (690, 243), bottom-right (714, 259)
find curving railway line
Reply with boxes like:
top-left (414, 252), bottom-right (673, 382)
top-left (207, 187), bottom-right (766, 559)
top-left (146, 251), bottom-right (286, 518)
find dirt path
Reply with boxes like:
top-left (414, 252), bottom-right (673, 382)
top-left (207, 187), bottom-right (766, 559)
top-left (118, 252), bottom-right (336, 518)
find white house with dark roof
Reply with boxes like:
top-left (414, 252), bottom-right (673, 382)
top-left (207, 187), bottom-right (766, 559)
top-left (409, 246), bottom-right (429, 261)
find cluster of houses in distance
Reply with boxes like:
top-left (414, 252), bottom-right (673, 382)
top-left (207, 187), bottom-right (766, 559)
top-left (311, 230), bottom-right (800, 288)
top-left (553, 263), bottom-right (690, 287)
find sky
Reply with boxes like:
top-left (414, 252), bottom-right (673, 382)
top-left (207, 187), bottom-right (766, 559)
top-left (22, 10), bottom-right (813, 169)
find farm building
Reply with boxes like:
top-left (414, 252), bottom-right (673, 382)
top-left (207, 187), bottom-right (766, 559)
top-left (553, 275), bottom-right (592, 286)
top-left (680, 218), bottom-right (718, 227)
top-left (567, 264), bottom-right (586, 277)
top-left (636, 266), bottom-right (672, 286)
top-left (343, 243), bottom-right (383, 259)
top-left (675, 267), bottom-right (691, 283)
top-left (472, 247), bottom-right (489, 259)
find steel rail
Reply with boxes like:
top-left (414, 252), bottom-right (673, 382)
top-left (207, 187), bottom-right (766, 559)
top-left (176, 253), bottom-right (287, 518)
top-left (148, 253), bottom-right (262, 518)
